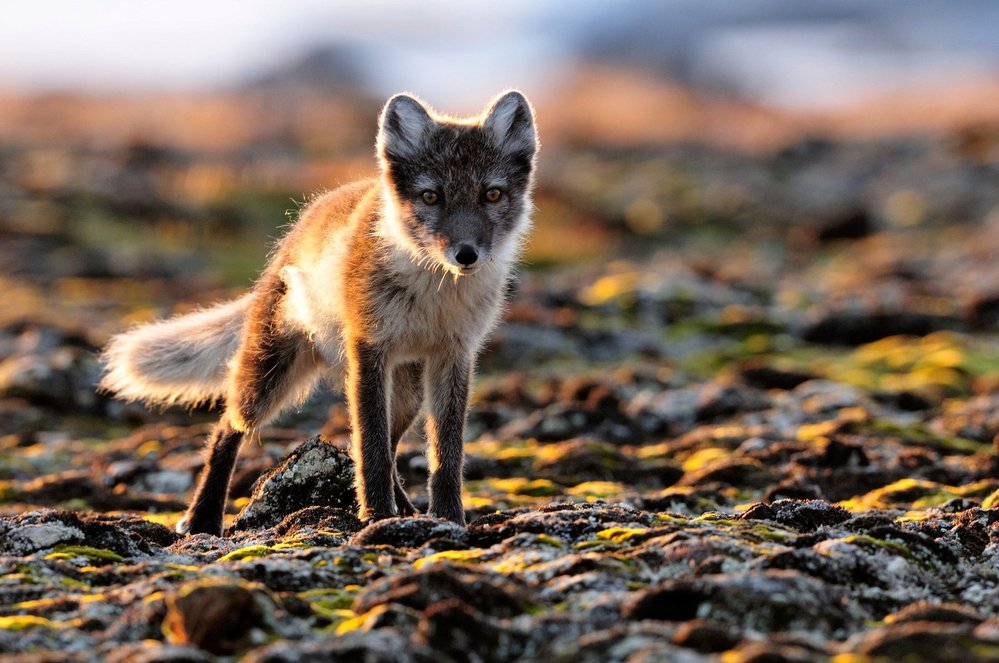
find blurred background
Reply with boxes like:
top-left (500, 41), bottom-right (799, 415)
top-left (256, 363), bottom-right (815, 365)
top-left (1, 0), bottom-right (999, 417)
top-left (3, 0), bottom-right (998, 282)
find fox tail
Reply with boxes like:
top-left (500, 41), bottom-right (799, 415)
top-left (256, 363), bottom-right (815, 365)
top-left (99, 295), bottom-right (251, 408)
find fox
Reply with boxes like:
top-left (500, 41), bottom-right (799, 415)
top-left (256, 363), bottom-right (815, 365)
top-left (99, 90), bottom-right (538, 535)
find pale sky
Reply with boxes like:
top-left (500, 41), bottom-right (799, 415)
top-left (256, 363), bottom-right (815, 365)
top-left (0, 0), bottom-right (562, 108)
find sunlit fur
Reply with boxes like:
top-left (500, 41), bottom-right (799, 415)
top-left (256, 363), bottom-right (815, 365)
top-left (99, 90), bottom-right (538, 534)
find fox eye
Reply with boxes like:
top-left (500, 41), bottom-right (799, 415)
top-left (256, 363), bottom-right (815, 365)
top-left (484, 188), bottom-right (502, 203)
top-left (421, 190), bottom-right (439, 205)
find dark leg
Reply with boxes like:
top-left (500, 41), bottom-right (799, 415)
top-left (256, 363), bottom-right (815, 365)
top-left (347, 338), bottom-right (394, 521)
top-left (425, 353), bottom-right (472, 525)
top-left (390, 361), bottom-right (424, 516)
top-left (176, 418), bottom-right (244, 536)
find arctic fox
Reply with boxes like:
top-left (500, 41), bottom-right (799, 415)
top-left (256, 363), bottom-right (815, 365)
top-left (100, 91), bottom-right (538, 535)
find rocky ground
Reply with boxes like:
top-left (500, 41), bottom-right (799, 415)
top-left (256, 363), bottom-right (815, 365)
top-left (1, 123), bottom-right (999, 661)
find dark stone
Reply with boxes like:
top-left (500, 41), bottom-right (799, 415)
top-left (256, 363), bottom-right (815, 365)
top-left (800, 311), bottom-right (964, 346)
top-left (737, 362), bottom-right (817, 391)
top-left (670, 619), bottom-right (741, 653)
top-left (413, 598), bottom-right (525, 663)
top-left (850, 622), bottom-right (986, 662)
top-left (694, 383), bottom-right (771, 422)
top-left (885, 601), bottom-right (986, 626)
top-left (271, 506), bottom-right (362, 537)
top-left (740, 499), bottom-right (851, 532)
top-left (815, 206), bottom-right (873, 242)
top-left (231, 437), bottom-right (357, 532)
top-left (161, 579), bottom-right (275, 655)
top-left (350, 517), bottom-right (469, 548)
top-left (352, 566), bottom-right (532, 619)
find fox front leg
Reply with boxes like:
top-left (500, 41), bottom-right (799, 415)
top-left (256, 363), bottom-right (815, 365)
top-left (347, 338), bottom-right (396, 521)
top-left (425, 353), bottom-right (471, 525)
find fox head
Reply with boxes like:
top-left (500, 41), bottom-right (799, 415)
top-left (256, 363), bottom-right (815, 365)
top-left (376, 90), bottom-right (538, 275)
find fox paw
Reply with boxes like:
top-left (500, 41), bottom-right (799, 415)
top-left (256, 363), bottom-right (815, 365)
top-left (176, 512), bottom-right (224, 537)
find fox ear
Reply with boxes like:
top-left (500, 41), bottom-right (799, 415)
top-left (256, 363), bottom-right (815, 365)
top-left (483, 90), bottom-right (537, 158)
top-left (378, 94), bottom-right (434, 163)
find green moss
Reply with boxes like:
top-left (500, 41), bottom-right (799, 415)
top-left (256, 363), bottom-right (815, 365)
top-left (44, 545), bottom-right (124, 564)
top-left (866, 420), bottom-right (986, 455)
top-left (535, 534), bottom-right (565, 548)
top-left (842, 534), bottom-right (911, 557)
top-left (747, 524), bottom-right (793, 543)
top-left (217, 545), bottom-right (276, 562)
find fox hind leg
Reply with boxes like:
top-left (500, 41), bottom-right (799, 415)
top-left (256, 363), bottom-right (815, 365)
top-left (389, 361), bottom-right (424, 516)
top-left (179, 278), bottom-right (321, 535)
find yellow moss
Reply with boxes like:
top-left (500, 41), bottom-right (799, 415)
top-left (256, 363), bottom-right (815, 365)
top-left (0, 615), bottom-right (72, 631)
top-left (136, 440), bottom-right (161, 457)
top-left (535, 534), bottom-right (565, 548)
top-left (414, 549), bottom-right (485, 569)
top-left (490, 552), bottom-right (534, 574)
top-left (634, 442), bottom-right (671, 460)
top-left (596, 527), bottom-right (648, 543)
top-left (829, 654), bottom-right (877, 663)
top-left (982, 489), bottom-right (999, 510)
top-left (841, 477), bottom-right (997, 511)
top-left (566, 481), bottom-right (624, 499)
top-left (463, 496), bottom-right (496, 510)
top-left (487, 477), bottom-right (562, 497)
top-left (841, 534), bottom-right (910, 557)
top-left (141, 512), bottom-right (183, 529)
top-left (10, 593), bottom-right (105, 611)
top-left (652, 513), bottom-right (689, 525)
top-left (217, 545), bottom-right (275, 562)
top-left (44, 545), bottom-right (124, 564)
top-left (682, 447), bottom-right (730, 471)
top-left (232, 497), bottom-right (252, 510)
top-left (333, 605), bottom-right (389, 636)
top-left (580, 272), bottom-right (640, 307)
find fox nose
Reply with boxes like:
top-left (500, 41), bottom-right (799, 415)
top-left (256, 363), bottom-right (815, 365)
top-left (455, 244), bottom-right (478, 267)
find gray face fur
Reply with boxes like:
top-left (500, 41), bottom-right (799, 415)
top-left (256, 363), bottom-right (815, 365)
top-left (377, 91), bottom-right (538, 273)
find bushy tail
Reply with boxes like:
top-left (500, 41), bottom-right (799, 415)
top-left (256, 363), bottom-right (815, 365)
top-left (99, 295), bottom-right (251, 408)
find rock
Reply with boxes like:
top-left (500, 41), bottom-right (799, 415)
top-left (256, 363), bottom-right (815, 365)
top-left (740, 499), bottom-right (851, 532)
top-left (670, 619), bottom-right (741, 653)
top-left (847, 622), bottom-right (991, 662)
top-left (413, 598), bottom-right (525, 663)
top-left (103, 642), bottom-right (212, 663)
top-left (162, 579), bottom-right (277, 655)
top-left (885, 601), bottom-right (986, 626)
top-left (351, 516), bottom-right (469, 548)
top-left (736, 362), bottom-right (817, 390)
top-left (231, 437), bottom-right (357, 532)
top-left (623, 571), bottom-right (863, 636)
top-left (271, 506), bottom-right (362, 537)
top-left (0, 509), bottom-right (176, 557)
top-left (242, 630), bottom-right (442, 663)
top-left (352, 566), bottom-right (532, 619)
top-left (694, 382), bottom-right (771, 422)
top-left (0, 347), bottom-right (103, 412)
top-left (800, 311), bottom-right (965, 346)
